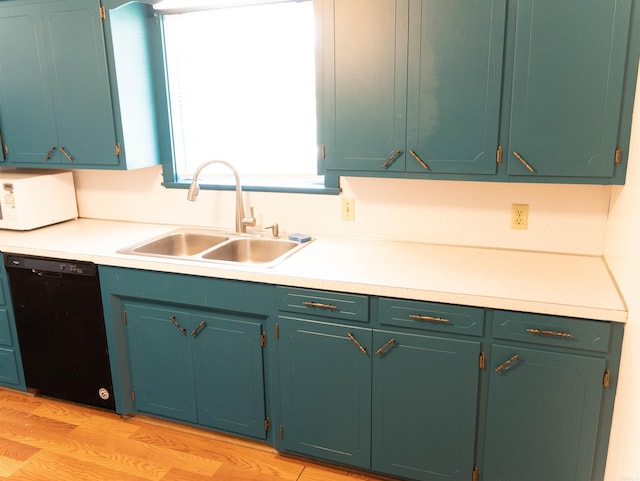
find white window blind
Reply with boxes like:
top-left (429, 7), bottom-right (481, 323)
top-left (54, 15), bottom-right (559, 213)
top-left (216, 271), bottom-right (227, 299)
top-left (160, 0), bottom-right (318, 185)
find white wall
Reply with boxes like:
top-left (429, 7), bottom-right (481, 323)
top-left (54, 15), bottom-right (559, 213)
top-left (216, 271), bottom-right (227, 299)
top-left (602, 79), bottom-right (640, 480)
top-left (74, 166), bottom-right (611, 255)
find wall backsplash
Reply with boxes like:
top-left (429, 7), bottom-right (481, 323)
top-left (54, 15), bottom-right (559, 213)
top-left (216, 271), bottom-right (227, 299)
top-left (73, 166), bottom-right (611, 256)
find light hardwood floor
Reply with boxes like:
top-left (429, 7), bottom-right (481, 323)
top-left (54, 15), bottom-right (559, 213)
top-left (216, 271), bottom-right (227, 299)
top-left (0, 388), bottom-right (388, 481)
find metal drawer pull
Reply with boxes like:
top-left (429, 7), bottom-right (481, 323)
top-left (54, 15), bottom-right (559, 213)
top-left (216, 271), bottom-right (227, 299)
top-left (302, 301), bottom-right (337, 311)
top-left (375, 337), bottom-right (397, 356)
top-left (409, 149), bottom-right (430, 171)
top-left (59, 146), bottom-right (73, 162)
top-left (512, 150), bottom-right (535, 173)
top-left (409, 314), bottom-right (450, 324)
top-left (191, 320), bottom-right (207, 337)
top-left (45, 146), bottom-right (57, 161)
top-left (495, 354), bottom-right (520, 373)
top-left (169, 316), bottom-right (186, 335)
top-left (0, 129), bottom-right (6, 161)
top-left (526, 328), bottom-right (573, 338)
top-left (381, 149), bottom-right (402, 169)
top-left (347, 332), bottom-right (367, 354)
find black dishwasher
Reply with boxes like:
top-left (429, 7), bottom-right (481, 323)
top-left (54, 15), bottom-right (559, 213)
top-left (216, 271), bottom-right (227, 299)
top-left (4, 254), bottom-right (115, 411)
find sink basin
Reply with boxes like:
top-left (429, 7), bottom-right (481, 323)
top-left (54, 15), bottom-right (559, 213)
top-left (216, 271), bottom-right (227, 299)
top-left (118, 228), bottom-right (311, 267)
top-left (119, 229), bottom-right (229, 257)
top-left (202, 238), bottom-right (299, 264)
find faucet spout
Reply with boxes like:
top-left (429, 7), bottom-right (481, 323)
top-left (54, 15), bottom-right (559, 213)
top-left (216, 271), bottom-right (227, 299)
top-left (187, 160), bottom-right (256, 234)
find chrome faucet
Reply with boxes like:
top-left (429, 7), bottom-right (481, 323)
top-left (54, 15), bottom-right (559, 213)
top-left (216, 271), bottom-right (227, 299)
top-left (186, 160), bottom-right (256, 234)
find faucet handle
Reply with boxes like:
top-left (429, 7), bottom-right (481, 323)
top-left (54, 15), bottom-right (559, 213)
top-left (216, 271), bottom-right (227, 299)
top-left (265, 223), bottom-right (279, 238)
top-left (242, 207), bottom-right (257, 228)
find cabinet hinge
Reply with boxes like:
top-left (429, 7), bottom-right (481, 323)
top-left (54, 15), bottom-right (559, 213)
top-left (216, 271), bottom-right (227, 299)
top-left (603, 369), bottom-right (611, 388)
top-left (131, 389), bottom-right (135, 401)
top-left (496, 146), bottom-right (503, 164)
top-left (261, 332), bottom-right (266, 347)
top-left (472, 466), bottom-right (479, 481)
top-left (123, 311), bottom-right (127, 325)
top-left (264, 417), bottom-right (270, 432)
top-left (115, 143), bottom-right (121, 156)
top-left (614, 146), bottom-right (622, 166)
top-left (275, 323), bottom-right (280, 339)
top-left (479, 352), bottom-right (486, 370)
top-left (100, 5), bottom-right (106, 20)
top-left (279, 425), bottom-right (284, 439)
top-left (321, 143), bottom-right (326, 160)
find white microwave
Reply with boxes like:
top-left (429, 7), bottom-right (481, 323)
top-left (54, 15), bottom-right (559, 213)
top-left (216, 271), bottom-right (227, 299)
top-left (0, 171), bottom-right (78, 230)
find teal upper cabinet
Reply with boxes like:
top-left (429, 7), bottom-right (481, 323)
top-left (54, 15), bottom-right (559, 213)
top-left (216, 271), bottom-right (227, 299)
top-left (318, 0), bottom-right (506, 176)
top-left (505, 0), bottom-right (633, 181)
top-left (319, 0), bottom-right (639, 184)
top-left (0, 0), bottom-right (160, 170)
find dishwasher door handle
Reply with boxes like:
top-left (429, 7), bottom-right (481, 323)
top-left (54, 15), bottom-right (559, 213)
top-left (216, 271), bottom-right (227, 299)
top-left (32, 269), bottom-right (63, 278)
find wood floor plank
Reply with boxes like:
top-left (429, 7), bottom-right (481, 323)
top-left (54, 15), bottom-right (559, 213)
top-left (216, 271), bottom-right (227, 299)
top-left (5, 451), bottom-right (155, 481)
top-left (0, 454), bottom-right (24, 478)
top-left (0, 389), bottom-right (395, 481)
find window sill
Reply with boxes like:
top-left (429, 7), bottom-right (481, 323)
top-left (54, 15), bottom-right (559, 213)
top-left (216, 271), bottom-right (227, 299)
top-left (162, 176), bottom-right (341, 195)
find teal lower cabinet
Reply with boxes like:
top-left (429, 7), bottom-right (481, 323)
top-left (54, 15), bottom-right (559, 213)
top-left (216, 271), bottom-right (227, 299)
top-left (275, 291), bottom-right (623, 481)
top-left (0, 253), bottom-right (25, 390)
top-left (481, 311), bottom-right (623, 481)
top-left (98, 266), bottom-right (275, 441)
top-left (277, 316), bottom-right (372, 469)
top-left (483, 345), bottom-right (606, 481)
top-left (125, 301), bottom-right (266, 438)
top-left (371, 330), bottom-right (481, 481)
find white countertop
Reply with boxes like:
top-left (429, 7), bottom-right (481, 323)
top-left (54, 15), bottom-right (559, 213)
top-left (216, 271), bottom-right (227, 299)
top-left (0, 218), bottom-right (627, 322)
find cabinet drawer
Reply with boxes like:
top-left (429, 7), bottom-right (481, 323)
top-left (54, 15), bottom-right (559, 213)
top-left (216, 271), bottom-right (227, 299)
top-left (0, 310), bottom-right (13, 347)
top-left (377, 298), bottom-right (484, 337)
top-left (492, 311), bottom-right (611, 353)
top-left (277, 287), bottom-right (369, 323)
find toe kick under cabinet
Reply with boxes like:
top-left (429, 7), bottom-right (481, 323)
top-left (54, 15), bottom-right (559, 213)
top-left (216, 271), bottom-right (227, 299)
top-left (274, 287), bottom-right (623, 481)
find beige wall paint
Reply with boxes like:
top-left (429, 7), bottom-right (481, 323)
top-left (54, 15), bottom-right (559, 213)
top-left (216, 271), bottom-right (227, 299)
top-left (74, 167), bottom-right (611, 255)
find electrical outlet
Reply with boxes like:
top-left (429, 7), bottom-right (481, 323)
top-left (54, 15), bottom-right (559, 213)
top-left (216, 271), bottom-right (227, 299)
top-left (511, 204), bottom-right (529, 230)
top-left (342, 198), bottom-right (355, 221)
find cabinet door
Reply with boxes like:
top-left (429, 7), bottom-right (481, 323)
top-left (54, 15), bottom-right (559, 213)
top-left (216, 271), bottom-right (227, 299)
top-left (507, 0), bottom-right (632, 178)
top-left (319, 0), bottom-right (409, 172)
top-left (41, 0), bottom-right (119, 166)
top-left (406, 0), bottom-right (506, 175)
top-left (484, 344), bottom-right (607, 481)
top-left (125, 303), bottom-right (197, 423)
top-left (192, 312), bottom-right (266, 439)
top-left (372, 330), bottom-right (481, 481)
top-left (0, 4), bottom-right (58, 165)
top-left (278, 316), bottom-right (372, 469)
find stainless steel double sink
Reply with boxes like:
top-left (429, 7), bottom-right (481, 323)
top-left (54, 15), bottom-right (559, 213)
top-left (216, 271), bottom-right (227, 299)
top-left (118, 228), bottom-right (311, 267)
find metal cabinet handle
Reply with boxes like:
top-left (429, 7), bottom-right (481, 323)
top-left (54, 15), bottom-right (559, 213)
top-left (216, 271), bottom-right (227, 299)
top-left (381, 149), bottom-right (402, 169)
top-left (409, 149), bottom-right (430, 171)
top-left (409, 314), bottom-right (450, 324)
top-left (375, 337), bottom-right (397, 356)
top-left (302, 301), bottom-right (337, 311)
top-left (347, 332), bottom-right (367, 354)
top-left (45, 146), bottom-right (57, 161)
top-left (512, 150), bottom-right (535, 173)
top-left (191, 320), bottom-right (207, 337)
top-left (169, 316), bottom-right (186, 335)
top-left (0, 130), bottom-right (5, 161)
top-left (59, 146), bottom-right (73, 162)
top-left (495, 354), bottom-right (520, 372)
top-left (526, 328), bottom-right (573, 338)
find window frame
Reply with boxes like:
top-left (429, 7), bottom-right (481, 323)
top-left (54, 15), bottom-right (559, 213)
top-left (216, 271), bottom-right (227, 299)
top-left (150, 0), bottom-right (341, 195)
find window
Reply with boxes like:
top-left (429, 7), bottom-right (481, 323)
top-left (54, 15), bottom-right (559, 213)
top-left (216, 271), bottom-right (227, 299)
top-left (155, 0), bottom-right (336, 192)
